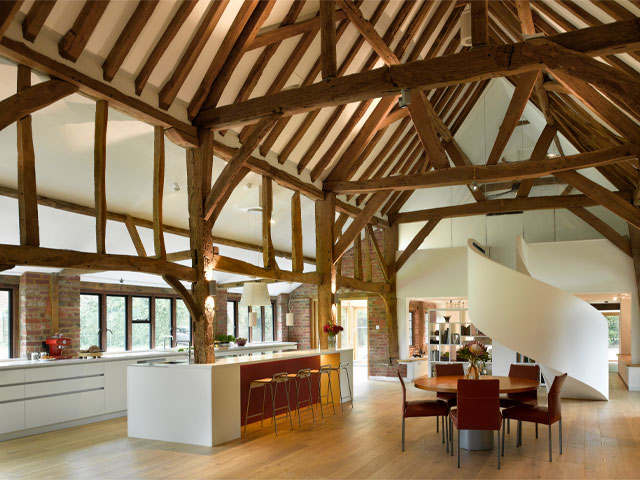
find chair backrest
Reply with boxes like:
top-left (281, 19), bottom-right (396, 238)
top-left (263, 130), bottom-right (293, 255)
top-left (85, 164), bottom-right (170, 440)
top-left (507, 364), bottom-right (540, 401)
top-left (397, 371), bottom-right (407, 409)
top-left (547, 373), bottom-right (568, 423)
top-left (456, 379), bottom-right (502, 431)
top-left (297, 368), bottom-right (311, 378)
top-left (435, 363), bottom-right (464, 377)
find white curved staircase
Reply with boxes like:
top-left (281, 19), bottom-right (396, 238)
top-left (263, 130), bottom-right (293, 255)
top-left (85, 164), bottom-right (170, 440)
top-left (467, 238), bottom-right (609, 401)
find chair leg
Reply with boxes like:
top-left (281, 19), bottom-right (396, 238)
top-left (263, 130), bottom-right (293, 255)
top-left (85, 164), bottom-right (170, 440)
top-left (450, 418), bottom-right (454, 456)
top-left (295, 379), bottom-right (302, 426)
top-left (261, 384), bottom-right (267, 428)
top-left (497, 429), bottom-right (501, 470)
top-left (401, 417), bottom-right (405, 452)
top-left (436, 415), bottom-right (439, 433)
top-left (516, 420), bottom-right (521, 448)
top-left (307, 376), bottom-right (315, 423)
top-left (441, 416), bottom-right (445, 444)
top-left (284, 382), bottom-right (294, 430)
top-left (536, 422), bottom-right (538, 439)
top-left (327, 373), bottom-right (336, 415)
top-left (317, 374), bottom-right (324, 419)
top-left (270, 384), bottom-right (278, 436)
top-left (457, 428), bottom-right (460, 468)
top-left (346, 368), bottom-right (353, 408)
top-left (445, 416), bottom-right (449, 454)
top-left (548, 424), bottom-right (552, 462)
top-left (244, 386), bottom-right (252, 434)
top-left (508, 418), bottom-right (510, 434)
top-left (559, 419), bottom-right (563, 455)
top-left (501, 418), bottom-right (505, 457)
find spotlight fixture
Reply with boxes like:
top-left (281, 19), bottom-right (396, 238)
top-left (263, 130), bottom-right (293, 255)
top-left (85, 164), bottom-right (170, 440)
top-left (398, 89), bottom-right (411, 109)
top-left (470, 181), bottom-right (479, 192)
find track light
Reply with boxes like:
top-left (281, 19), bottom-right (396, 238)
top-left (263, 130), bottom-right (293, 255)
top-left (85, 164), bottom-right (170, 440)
top-left (470, 181), bottom-right (479, 192)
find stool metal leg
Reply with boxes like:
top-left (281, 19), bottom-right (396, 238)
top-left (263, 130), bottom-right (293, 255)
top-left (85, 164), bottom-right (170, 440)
top-left (294, 378), bottom-right (302, 426)
top-left (284, 380), bottom-right (294, 430)
top-left (270, 383), bottom-right (278, 436)
top-left (501, 418), bottom-right (506, 457)
top-left (317, 372), bottom-right (324, 419)
top-left (559, 419), bottom-right (563, 455)
top-left (306, 375), bottom-right (315, 423)
top-left (327, 371), bottom-right (336, 415)
top-left (244, 386), bottom-right (253, 434)
top-left (261, 383), bottom-right (267, 428)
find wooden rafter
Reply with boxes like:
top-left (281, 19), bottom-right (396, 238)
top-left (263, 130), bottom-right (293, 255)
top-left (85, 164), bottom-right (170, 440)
top-left (471, 0), bottom-right (488, 46)
top-left (94, 100), bottom-right (108, 255)
top-left (261, 176), bottom-right (277, 270)
top-left (58, 1), bottom-right (109, 62)
top-left (568, 207), bottom-right (631, 256)
top-left (391, 192), bottom-right (632, 224)
top-left (291, 191), bottom-right (303, 273)
top-left (22, 0), bottom-right (56, 42)
top-left (366, 225), bottom-right (388, 282)
top-left (212, 255), bottom-right (320, 286)
top-left (320, 0), bottom-right (337, 79)
top-left (396, 219), bottom-right (441, 271)
top-left (353, 235), bottom-right (362, 281)
top-left (124, 215), bottom-right (147, 257)
top-left (195, 19), bottom-right (640, 128)
top-left (0, 1), bottom-right (23, 38)
top-left (153, 126), bottom-right (166, 259)
top-left (102, 1), bottom-right (159, 82)
top-left (516, 123), bottom-right (558, 197)
top-left (159, 0), bottom-right (230, 110)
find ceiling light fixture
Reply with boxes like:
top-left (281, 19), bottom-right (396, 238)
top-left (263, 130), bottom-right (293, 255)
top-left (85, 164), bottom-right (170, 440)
top-left (172, 182), bottom-right (180, 192)
top-left (470, 180), bottom-right (479, 192)
top-left (460, 4), bottom-right (472, 47)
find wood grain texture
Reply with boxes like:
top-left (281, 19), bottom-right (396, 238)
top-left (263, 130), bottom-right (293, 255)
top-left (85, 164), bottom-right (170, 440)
top-left (471, 0), bottom-right (488, 46)
top-left (212, 254), bottom-right (320, 285)
top-left (320, 0), bottom-right (337, 78)
top-left (517, 123), bottom-right (558, 197)
top-left (58, 0), bottom-right (109, 61)
top-left (396, 219), bottom-right (441, 272)
top-left (0, 1), bottom-right (24, 38)
top-left (414, 375), bottom-right (539, 394)
top-left (315, 193), bottom-right (335, 350)
top-left (124, 215), bottom-right (147, 257)
top-left (94, 100), bottom-right (108, 255)
top-left (261, 176), bottom-right (277, 270)
top-left (366, 224), bottom-right (388, 282)
top-left (22, 0), bottom-right (55, 42)
top-left (353, 234), bottom-right (362, 281)
top-left (291, 191), bottom-right (303, 273)
top-left (153, 126), bottom-right (166, 259)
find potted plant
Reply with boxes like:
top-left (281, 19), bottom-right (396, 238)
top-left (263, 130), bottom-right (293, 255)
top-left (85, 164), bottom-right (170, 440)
top-left (235, 337), bottom-right (247, 347)
top-left (215, 334), bottom-right (235, 350)
top-left (456, 341), bottom-right (490, 379)
top-left (323, 320), bottom-right (344, 350)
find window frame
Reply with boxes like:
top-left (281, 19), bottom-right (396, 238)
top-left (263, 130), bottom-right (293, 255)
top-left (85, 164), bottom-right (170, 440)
top-left (227, 299), bottom-right (275, 343)
top-left (0, 286), bottom-right (16, 359)
top-left (79, 293), bottom-right (102, 351)
top-left (131, 296), bottom-right (152, 350)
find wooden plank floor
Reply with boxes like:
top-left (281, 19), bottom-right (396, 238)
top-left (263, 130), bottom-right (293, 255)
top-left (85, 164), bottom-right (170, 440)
top-left (1, 373), bottom-right (639, 479)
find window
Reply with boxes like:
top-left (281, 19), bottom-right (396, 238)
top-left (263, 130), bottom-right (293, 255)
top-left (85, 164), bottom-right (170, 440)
top-left (233, 303), bottom-right (275, 343)
top-left (264, 302), bottom-right (274, 342)
top-left (409, 311), bottom-right (414, 346)
top-left (106, 296), bottom-right (127, 352)
top-left (155, 298), bottom-right (172, 349)
top-left (252, 308), bottom-right (263, 342)
top-left (80, 294), bottom-right (101, 350)
top-left (0, 289), bottom-right (12, 359)
top-left (606, 314), bottom-right (620, 362)
top-left (227, 301), bottom-right (236, 337)
top-left (131, 297), bottom-right (151, 350)
top-left (237, 305), bottom-right (249, 340)
top-left (176, 299), bottom-right (191, 346)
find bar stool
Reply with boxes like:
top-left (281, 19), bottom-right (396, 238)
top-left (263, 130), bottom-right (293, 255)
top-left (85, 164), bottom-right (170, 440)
top-left (244, 372), bottom-right (294, 435)
top-left (330, 361), bottom-right (353, 411)
top-left (310, 364), bottom-right (335, 418)
top-left (287, 368), bottom-right (316, 425)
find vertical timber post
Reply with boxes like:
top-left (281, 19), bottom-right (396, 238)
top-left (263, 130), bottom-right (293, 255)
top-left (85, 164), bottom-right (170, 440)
top-left (384, 224), bottom-right (400, 363)
top-left (316, 193), bottom-right (335, 350)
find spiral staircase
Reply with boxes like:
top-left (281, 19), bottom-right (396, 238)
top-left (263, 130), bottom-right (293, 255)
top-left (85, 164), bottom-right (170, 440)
top-left (467, 237), bottom-right (609, 401)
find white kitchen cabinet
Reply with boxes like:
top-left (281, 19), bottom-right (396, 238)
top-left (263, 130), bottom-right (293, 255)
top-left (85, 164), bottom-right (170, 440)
top-left (0, 402), bottom-right (24, 434)
top-left (105, 360), bottom-right (136, 413)
top-left (24, 363), bottom-right (104, 382)
top-left (0, 369), bottom-right (24, 386)
top-left (25, 375), bottom-right (104, 397)
top-left (25, 389), bottom-right (105, 429)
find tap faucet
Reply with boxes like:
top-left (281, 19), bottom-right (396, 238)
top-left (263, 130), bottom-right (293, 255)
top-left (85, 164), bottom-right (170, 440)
top-left (162, 335), bottom-right (173, 351)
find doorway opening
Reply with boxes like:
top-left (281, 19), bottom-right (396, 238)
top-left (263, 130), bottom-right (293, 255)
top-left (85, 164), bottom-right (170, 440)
top-left (339, 299), bottom-right (368, 365)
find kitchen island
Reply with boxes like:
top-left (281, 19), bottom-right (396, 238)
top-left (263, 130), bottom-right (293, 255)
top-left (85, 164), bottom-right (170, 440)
top-left (127, 349), bottom-right (353, 446)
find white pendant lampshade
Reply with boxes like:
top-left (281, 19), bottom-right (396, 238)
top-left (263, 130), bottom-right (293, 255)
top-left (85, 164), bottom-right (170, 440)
top-left (240, 282), bottom-right (270, 307)
top-left (249, 311), bottom-right (258, 327)
top-left (460, 4), bottom-right (472, 47)
top-left (286, 312), bottom-right (294, 327)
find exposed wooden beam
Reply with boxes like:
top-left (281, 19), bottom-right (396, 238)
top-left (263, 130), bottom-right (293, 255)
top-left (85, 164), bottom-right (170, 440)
top-left (316, 193), bottom-right (335, 349)
top-left (16, 65), bottom-right (38, 247)
top-left (58, 0), bottom-right (109, 62)
top-left (336, 275), bottom-right (389, 295)
top-left (212, 254), bottom-right (321, 285)
top-left (325, 144), bottom-right (640, 193)
top-left (200, 0), bottom-right (275, 110)
top-left (159, 0), bottom-right (229, 110)
top-left (163, 274), bottom-right (200, 320)
top-left (628, 225), bottom-right (640, 312)
top-left (153, 126), bottom-right (166, 259)
top-left (102, 0), bottom-right (159, 82)
top-left (554, 170), bottom-right (640, 229)
top-left (366, 224), bottom-right (388, 282)
top-left (396, 219), bottom-right (441, 271)
top-left (471, 0), bottom-right (489, 46)
top-left (0, 37), bottom-right (198, 145)
top-left (0, 79), bottom-right (78, 132)
top-left (517, 123), bottom-right (558, 197)
top-left (22, 0), bottom-right (55, 42)
top-left (486, 70), bottom-right (539, 165)
top-left (203, 115), bottom-right (279, 225)
top-left (391, 192), bottom-right (632, 224)
top-left (333, 192), bottom-right (390, 263)
top-left (383, 224), bottom-right (399, 361)
top-left (0, 1), bottom-right (23, 38)
top-left (320, 0), bottom-right (337, 79)
top-left (94, 100), bottom-right (108, 254)
top-left (134, 0), bottom-right (197, 96)
top-left (124, 215), bottom-right (147, 257)
top-left (261, 176), bottom-right (277, 270)
top-left (364, 227), bottom-right (372, 282)
top-left (187, 0), bottom-right (258, 119)
top-left (291, 191), bottom-right (303, 273)
top-left (217, 278), bottom-right (278, 289)
top-left (195, 19), bottom-right (640, 128)
top-left (0, 244), bottom-right (195, 281)
top-left (568, 207), bottom-right (631, 256)
top-left (353, 234), bottom-right (362, 281)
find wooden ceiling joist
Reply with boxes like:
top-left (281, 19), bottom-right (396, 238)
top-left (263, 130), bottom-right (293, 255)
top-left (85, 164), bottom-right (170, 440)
top-left (516, 123), bottom-right (558, 197)
top-left (568, 207), bottom-right (631, 256)
top-left (195, 19), bottom-right (640, 129)
top-left (212, 254), bottom-right (320, 285)
top-left (58, 0), bottom-right (109, 62)
top-left (21, 0), bottom-right (56, 43)
top-left (320, 0), bottom-right (337, 79)
top-left (94, 100), bottom-right (108, 255)
top-left (396, 219), bottom-right (441, 271)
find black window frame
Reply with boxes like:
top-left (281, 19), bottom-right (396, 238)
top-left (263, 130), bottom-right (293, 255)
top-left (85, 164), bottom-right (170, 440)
top-left (131, 296), bottom-right (152, 350)
top-left (227, 299), bottom-right (275, 343)
top-left (79, 293), bottom-right (102, 350)
top-left (0, 287), bottom-right (14, 359)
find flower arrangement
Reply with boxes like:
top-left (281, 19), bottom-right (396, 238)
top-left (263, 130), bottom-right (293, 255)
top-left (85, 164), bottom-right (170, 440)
top-left (323, 320), bottom-right (344, 337)
top-left (456, 341), bottom-right (490, 379)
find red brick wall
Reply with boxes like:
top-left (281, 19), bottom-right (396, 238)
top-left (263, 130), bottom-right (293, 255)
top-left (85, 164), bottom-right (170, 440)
top-left (366, 295), bottom-right (405, 377)
top-left (288, 286), bottom-right (313, 350)
top-left (19, 273), bottom-right (80, 358)
top-left (214, 288), bottom-right (228, 337)
top-left (276, 293), bottom-right (289, 342)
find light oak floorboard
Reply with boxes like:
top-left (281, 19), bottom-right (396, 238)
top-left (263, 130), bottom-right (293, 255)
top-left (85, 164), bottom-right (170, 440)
top-left (0, 373), bottom-right (638, 479)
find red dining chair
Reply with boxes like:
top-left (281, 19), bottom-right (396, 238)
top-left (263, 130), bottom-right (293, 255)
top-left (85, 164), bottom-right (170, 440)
top-left (398, 372), bottom-right (450, 452)
top-left (449, 379), bottom-right (502, 469)
top-left (500, 364), bottom-right (540, 435)
top-left (434, 363), bottom-right (464, 440)
top-left (501, 373), bottom-right (567, 462)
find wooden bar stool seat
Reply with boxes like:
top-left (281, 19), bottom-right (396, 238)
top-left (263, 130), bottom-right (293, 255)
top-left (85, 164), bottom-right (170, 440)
top-left (244, 372), bottom-right (294, 435)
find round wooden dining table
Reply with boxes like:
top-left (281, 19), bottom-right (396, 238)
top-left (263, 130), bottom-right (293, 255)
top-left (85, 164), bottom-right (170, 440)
top-left (413, 375), bottom-right (540, 451)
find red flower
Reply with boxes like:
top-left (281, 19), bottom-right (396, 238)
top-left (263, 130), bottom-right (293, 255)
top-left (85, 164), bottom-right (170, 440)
top-left (323, 322), bottom-right (344, 335)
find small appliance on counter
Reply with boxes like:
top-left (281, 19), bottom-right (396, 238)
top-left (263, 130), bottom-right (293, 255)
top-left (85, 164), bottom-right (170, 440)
top-left (44, 334), bottom-right (73, 359)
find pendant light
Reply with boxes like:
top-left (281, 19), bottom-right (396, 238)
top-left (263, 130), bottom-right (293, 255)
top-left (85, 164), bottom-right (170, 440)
top-left (460, 4), bottom-right (472, 47)
top-left (240, 282), bottom-right (271, 328)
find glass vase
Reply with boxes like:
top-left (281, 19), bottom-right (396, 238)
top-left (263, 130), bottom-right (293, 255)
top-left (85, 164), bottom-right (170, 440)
top-left (328, 335), bottom-right (337, 351)
top-left (466, 364), bottom-right (480, 380)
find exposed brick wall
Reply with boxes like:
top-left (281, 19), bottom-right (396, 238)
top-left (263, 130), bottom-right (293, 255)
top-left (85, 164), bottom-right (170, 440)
top-left (288, 290), bottom-right (312, 350)
top-left (339, 229), bottom-right (385, 283)
top-left (276, 293), bottom-right (289, 342)
top-left (367, 295), bottom-right (406, 377)
top-left (215, 288), bottom-right (228, 337)
top-left (408, 301), bottom-right (436, 357)
top-left (19, 273), bottom-right (80, 358)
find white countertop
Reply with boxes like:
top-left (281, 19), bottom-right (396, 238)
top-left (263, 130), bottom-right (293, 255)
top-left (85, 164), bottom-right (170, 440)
top-left (0, 350), bottom-right (187, 370)
top-left (129, 348), bottom-right (352, 369)
top-left (215, 341), bottom-right (297, 356)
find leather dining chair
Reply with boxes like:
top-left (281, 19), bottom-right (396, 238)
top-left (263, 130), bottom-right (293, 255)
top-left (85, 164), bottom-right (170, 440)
top-left (434, 363), bottom-right (464, 440)
top-left (398, 372), bottom-right (450, 452)
top-left (500, 364), bottom-right (540, 435)
top-left (501, 373), bottom-right (567, 462)
top-left (449, 379), bottom-right (502, 469)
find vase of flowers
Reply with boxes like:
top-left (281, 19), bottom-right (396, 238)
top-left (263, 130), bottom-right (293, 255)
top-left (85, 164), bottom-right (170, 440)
top-left (323, 320), bottom-right (344, 350)
top-left (456, 340), bottom-right (490, 379)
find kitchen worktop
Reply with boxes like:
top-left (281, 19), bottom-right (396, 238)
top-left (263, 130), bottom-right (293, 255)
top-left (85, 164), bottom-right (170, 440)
top-left (0, 350), bottom-right (186, 370)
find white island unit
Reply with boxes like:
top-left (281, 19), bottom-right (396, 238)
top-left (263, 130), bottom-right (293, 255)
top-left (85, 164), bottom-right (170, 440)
top-left (127, 349), bottom-right (353, 446)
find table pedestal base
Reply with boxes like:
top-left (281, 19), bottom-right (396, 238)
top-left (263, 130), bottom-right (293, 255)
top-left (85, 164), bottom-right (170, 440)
top-left (460, 429), bottom-right (494, 451)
